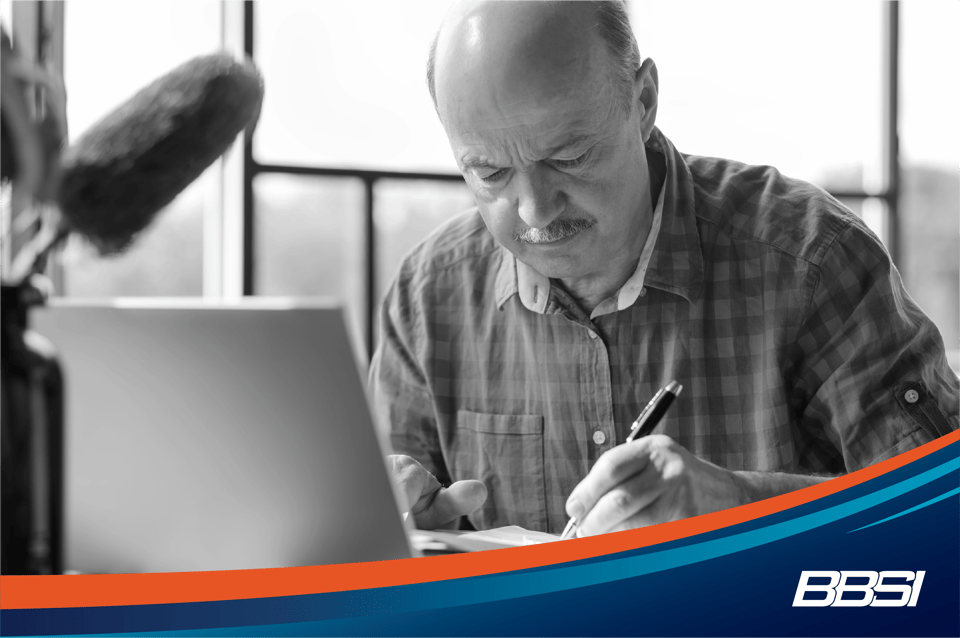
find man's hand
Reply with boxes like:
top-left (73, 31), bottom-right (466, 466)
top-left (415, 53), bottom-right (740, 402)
top-left (388, 454), bottom-right (487, 530)
top-left (565, 434), bottom-right (835, 536)
top-left (565, 435), bottom-right (742, 536)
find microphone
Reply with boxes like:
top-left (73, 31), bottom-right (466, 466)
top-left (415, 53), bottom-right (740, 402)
top-left (55, 52), bottom-right (264, 256)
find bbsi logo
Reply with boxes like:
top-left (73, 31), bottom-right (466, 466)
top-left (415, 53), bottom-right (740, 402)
top-left (793, 571), bottom-right (925, 607)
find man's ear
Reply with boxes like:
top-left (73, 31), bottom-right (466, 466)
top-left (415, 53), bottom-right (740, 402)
top-left (634, 58), bottom-right (659, 142)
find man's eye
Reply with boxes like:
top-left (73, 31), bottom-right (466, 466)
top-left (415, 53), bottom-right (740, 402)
top-left (479, 169), bottom-right (508, 183)
top-left (553, 153), bottom-right (587, 169)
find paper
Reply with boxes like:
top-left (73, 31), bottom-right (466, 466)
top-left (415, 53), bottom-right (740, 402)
top-left (410, 526), bottom-right (561, 554)
top-left (460, 526), bottom-right (561, 547)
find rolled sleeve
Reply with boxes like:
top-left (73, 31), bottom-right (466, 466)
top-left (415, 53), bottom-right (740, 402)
top-left (794, 220), bottom-right (959, 473)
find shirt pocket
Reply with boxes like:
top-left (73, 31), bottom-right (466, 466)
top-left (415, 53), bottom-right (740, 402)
top-left (451, 410), bottom-right (547, 532)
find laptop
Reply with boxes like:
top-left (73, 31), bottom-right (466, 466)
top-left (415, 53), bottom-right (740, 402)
top-left (31, 298), bottom-right (418, 573)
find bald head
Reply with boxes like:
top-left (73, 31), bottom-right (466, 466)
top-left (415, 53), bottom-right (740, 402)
top-left (428, 1), bottom-right (640, 117)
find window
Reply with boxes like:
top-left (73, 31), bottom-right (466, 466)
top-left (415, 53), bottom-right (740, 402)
top-left (0, 1), bottom-right (11, 31)
top-left (59, 0), bottom-right (221, 297)
top-left (373, 178), bottom-right (474, 304)
top-left (14, 1), bottom-right (950, 370)
top-left (253, 1), bottom-right (455, 173)
top-left (630, 0), bottom-right (883, 191)
top-left (629, 0), bottom-right (889, 253)
top-left (251, 1), bottom-right (463, 356)
top-left (254, 174), bottom-right (366, 350)
top-left (900, 0), bottom-right (959, 370)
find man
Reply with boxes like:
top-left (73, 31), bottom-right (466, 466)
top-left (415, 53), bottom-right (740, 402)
top-left (370, 0), bottom-right (958, 537)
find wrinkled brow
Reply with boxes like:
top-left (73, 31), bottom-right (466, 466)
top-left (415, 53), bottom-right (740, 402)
top-left (459, 134), bottom-right (594, 169)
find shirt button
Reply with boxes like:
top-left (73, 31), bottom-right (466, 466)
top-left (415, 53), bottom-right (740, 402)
top-left (904, 389), bottom-right (920, 404)
top-left (638, 287), bottom-right (647, 297)
top-left (592, 430), bottom-right (606, 445)
top-left (588, 331), bottom-right (598, 339)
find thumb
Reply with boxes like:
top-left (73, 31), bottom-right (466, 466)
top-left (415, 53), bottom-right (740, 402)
top-left (387, 455), bottom-right (438, 515)
top-left (418, 479), bottom-right (487, 529)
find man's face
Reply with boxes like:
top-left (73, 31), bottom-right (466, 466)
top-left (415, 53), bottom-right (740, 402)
top-left (438, 48), bottom-right (651, 282)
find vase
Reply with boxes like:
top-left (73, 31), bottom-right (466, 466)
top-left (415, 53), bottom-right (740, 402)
top-left (0, 277), bottom-right (64, 574)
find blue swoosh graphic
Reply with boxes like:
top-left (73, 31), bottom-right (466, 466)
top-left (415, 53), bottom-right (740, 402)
top-left (847, 485), bottom-right (960, 532)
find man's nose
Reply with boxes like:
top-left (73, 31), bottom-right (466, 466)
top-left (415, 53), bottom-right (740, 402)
top-left (516, 166), bottom-right (565, 229)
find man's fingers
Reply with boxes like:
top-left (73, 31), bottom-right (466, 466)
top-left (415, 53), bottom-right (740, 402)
top-left (576, 466), bottom-right (664, 536)
top-left (439, 479), bottom-right (488, 520)
top-left (387, 455), bottom-right (439, 515)
top-left (565, 436), bottom-right (661, 522)
top-left (598, 492), bottom-right (677, 534)
top-left (387, 455), bottom-right (487, 529)
top-left (414, 479), bottom-right (487, 530)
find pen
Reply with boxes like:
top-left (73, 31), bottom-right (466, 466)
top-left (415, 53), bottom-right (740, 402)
top-left (560, 380), bottom-right (683, 541)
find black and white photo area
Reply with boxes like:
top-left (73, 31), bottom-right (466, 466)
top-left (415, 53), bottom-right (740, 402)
top-left (2, 0), bottom-right (955, 562)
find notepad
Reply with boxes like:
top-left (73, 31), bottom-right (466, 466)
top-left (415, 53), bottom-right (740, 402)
top-left (460, 526), bottom-right (561, 546)
top-left (410, 526), bottom-right (561, 554)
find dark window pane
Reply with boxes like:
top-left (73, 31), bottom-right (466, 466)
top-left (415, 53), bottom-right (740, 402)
top-left (372, 179), bottom-right (473, 351)
top-left (254, 174), bottom-right (366, 351)
top-left (899, 168), bottom-right (959, 372)
top-left (374, 179), bottom-right (473, 304)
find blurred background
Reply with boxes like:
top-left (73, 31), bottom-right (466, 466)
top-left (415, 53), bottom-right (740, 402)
top-left (1, 0), bottom-right (957, 371)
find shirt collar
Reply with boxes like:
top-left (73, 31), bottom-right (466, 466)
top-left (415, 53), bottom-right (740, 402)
top-left (494, 250), bottom-right (552, 314)
top-left (495, 127), bottom-right (703, 313)
top-left (494, 248), bottom-right (519, 310)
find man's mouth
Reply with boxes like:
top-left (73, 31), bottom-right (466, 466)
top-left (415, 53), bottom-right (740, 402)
top-left (514, 218), bottom-right (596, 245)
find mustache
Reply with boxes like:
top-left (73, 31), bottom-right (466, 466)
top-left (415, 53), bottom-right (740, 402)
top-left (514, 218), bottom-right (596, 244)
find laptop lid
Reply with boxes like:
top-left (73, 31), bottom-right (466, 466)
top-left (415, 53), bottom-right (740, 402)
top-left (31, 298), bottom-right (414, 573)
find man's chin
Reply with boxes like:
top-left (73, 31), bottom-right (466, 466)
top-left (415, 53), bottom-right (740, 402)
top-left (514, 251), bottom-right (585, 280)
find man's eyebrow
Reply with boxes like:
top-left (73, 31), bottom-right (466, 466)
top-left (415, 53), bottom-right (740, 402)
top-left (545, 135), bottom-right (593, 156)
top-left (460, 156), bottom-right (498, 170)
top-left (458, 135), bottom-right (595, 169)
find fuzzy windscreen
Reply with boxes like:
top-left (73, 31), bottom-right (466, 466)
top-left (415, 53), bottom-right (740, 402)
top-left (56, 53), bottom-right (264, 255)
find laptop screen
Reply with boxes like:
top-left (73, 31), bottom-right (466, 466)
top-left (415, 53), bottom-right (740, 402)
top-left (32, 299), bottom-right (413, 573)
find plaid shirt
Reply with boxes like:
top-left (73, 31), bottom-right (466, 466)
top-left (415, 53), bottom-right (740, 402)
top-left (370, 127), bottom-right (959, 534)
